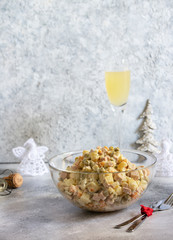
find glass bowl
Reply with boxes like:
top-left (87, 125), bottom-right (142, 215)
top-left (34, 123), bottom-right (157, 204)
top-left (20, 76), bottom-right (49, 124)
top-left (49, 149), bottom-right (156, 212)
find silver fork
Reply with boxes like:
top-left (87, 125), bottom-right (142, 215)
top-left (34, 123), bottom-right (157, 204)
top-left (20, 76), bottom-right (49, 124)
top-left (114, 200), bottom-right (163, 229)
top-left (114, 193), bottom-right (173, 229)
top-left (127, 193), bottom-right (173, 232)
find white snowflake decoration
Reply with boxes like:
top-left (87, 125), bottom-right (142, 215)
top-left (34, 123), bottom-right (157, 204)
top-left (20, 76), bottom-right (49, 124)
top-left (12, 138), bottom-right (49, 176)
top-left (155, 139), bottom-right (173, 177)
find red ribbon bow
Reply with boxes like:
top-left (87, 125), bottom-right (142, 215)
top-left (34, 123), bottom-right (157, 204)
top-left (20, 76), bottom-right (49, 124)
top-left (140, 205), bottom-right (153, 217)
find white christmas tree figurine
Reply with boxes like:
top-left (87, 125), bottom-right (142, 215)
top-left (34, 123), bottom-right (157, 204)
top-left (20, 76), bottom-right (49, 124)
top-left (12, 138), bottom-right (49, 176)
top-left (155, 139), bottom-right (173, 177)
top-left (136, 99), bottom-right (160, 154)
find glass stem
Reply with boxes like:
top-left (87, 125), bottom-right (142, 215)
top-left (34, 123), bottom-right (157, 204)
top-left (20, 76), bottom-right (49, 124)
top-left (111, 104), bottom-right (126, 148)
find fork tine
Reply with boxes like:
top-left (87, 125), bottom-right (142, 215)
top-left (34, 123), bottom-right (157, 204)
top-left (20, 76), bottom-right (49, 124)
top-left (166, 195), bottom-right (173, 205)
top-left (164, 193), bottom-right (173, 204)
top-left (169, 197), bottom-right (173, 206)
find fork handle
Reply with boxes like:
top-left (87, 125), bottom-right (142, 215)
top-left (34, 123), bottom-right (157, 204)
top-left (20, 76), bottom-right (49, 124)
top-left (114, 213), bottom-right (143, 229)
top-left (126, 214), bottom-right (147, 232)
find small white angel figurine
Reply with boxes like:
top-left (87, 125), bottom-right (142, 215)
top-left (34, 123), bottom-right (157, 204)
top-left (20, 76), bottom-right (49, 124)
top-left (12, 138), bottom-right (49, 176)
top-left (155, 139), bottom-right (173, 177)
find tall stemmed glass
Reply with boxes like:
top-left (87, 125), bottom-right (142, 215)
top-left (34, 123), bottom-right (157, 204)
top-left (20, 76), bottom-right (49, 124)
top-left (105, 61), bottom-right (130, 148)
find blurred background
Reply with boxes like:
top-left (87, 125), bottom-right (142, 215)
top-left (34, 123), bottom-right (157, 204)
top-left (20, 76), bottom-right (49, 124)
top-left (0, 0), bottom-right (173, 162)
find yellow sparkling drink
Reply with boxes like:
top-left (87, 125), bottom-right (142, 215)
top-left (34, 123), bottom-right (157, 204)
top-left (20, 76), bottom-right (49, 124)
top-left (105, 71), bottom-right (130, 106)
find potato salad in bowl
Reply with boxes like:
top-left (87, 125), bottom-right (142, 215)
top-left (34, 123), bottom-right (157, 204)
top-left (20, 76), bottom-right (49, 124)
top-left (49, 146), bottom-right (156, 212)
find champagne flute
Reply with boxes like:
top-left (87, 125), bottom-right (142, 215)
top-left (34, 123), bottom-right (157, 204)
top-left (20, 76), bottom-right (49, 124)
top-left (105, 61), bottom-right (130, 148)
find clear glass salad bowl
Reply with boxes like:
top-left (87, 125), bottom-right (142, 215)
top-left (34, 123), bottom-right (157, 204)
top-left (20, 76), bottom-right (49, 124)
top-left (49, 149), bottom-right (156, 212)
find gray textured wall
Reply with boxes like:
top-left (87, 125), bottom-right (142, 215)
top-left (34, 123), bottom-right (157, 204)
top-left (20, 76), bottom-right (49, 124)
top-left (0, 0), bottom-right (173, 162)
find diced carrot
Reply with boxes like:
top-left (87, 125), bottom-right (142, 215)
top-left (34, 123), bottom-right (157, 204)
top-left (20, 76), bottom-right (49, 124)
top-left (98, 149), bottom-right (102, 154)
top-left (131, 192), bottom-right (139, 199)
top-left (104, 146), bottom-right (109, 150)
top-left (77, 192), bottom-right (82, 197)
top-left (99, 200), bottom-right (106, 208)
top-left (99, 162), bottom-right (105, 167)
top-left (146, 168), bottom-right (150, 176)
top-left (86, 203), bottom-right (94, 208)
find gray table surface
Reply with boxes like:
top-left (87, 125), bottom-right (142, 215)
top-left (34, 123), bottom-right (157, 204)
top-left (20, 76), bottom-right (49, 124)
top-left (0, 164), bottom-right (173, 240)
